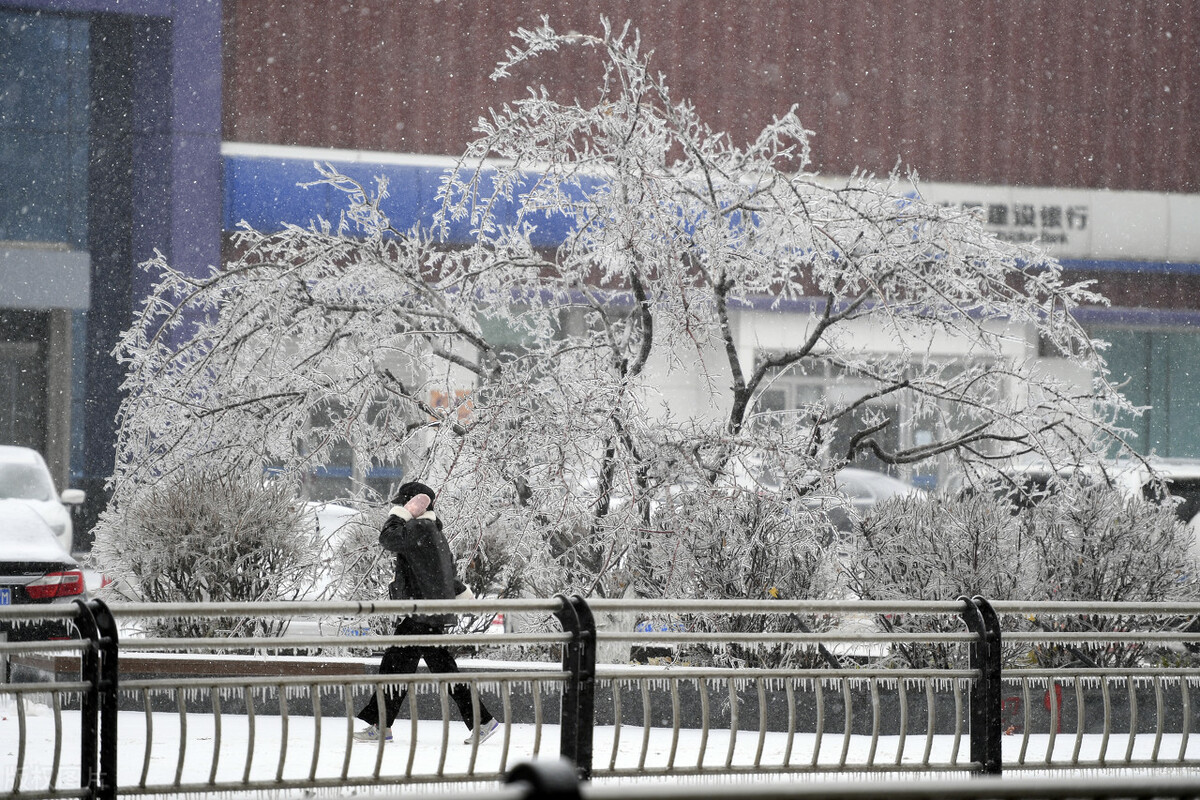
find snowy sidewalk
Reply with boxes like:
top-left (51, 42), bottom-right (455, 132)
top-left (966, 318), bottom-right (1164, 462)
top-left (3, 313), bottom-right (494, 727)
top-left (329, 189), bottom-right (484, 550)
top-left (5, 696), bottom-right (1200, 796)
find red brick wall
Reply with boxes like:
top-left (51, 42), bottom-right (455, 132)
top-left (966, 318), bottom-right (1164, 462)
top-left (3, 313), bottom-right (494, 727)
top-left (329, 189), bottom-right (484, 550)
top-left (223, 1), bottom-right (1200, 193)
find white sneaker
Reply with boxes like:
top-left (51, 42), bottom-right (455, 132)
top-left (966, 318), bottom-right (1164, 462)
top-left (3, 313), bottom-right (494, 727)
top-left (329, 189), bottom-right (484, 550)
top-left (464, 718), bottom-right (500, 745)
top-left (353, 724), bottom-right (392, 743)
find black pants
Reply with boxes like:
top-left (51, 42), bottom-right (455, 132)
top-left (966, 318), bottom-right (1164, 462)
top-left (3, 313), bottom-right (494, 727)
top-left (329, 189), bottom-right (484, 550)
top-left (356, 617), bottom-right (494, 730)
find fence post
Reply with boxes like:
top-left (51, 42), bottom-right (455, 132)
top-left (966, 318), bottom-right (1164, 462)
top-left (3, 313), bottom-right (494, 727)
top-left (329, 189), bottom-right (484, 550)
top-left (960, 594), bottom-right (1002, 775)
top-left (570, 595), bottom-right (596, 779)
top-left (553, 594), bottom-right (596, 781)
top-left (93, 599), bottom-right (120, 800)
top-left (73, 598), bottom-right (119, 800)
top-left (74, 599), bottom-right (100, 800)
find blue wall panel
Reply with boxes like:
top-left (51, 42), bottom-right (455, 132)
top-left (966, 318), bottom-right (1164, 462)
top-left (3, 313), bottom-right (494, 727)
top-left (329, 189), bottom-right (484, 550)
top-left (223, 153), bottom-right (593, 249)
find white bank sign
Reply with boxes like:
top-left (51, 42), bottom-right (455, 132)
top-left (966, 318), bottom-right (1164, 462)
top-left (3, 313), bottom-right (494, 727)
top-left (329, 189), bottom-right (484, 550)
top-left (917, 182), bottom-right (1200, 265)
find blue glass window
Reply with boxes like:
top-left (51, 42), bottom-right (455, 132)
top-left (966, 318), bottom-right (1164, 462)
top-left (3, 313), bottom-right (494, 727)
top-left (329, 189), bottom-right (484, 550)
top-left (0, 11), bottom-right (90, 247)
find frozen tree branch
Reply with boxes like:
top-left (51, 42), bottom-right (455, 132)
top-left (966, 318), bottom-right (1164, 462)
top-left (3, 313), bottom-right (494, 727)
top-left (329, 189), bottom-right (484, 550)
top-left (95, 17), bottom-right (1139, 605)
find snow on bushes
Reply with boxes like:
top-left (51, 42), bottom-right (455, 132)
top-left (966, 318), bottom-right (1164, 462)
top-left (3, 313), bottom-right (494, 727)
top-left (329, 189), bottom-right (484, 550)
top-left (93, 470), bottom-right (316, 638)
top-left (851, 481), bottom-right (1200, 668)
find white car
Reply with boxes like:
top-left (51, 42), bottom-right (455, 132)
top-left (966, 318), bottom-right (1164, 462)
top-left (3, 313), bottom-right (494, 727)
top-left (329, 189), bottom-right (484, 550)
top-left (0, 445), bottom-right (86, 553)
top-left (1108, 458), bottom-right (1200, 522)
top-left (952, 457), bottom-right (1200, 517)
top-left (0, 503), bottom-right (88, 643)
top-left (1107, 459), bottom-right (1200, 561)
top-left (818, 467), bottom-right (925, 533)
top-left (948, 456), bottom-right (1200, 554)
top-left (835, 467), bottom-right (925, 509)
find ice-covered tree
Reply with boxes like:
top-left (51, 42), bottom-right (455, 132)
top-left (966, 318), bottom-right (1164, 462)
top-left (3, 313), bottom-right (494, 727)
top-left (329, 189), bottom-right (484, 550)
top-left (93, 18), bottom-right (1136, 603)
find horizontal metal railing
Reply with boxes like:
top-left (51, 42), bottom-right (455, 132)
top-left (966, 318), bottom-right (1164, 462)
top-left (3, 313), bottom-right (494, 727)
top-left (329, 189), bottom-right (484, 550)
top-left (4, 597), bottom-right (1200, 800)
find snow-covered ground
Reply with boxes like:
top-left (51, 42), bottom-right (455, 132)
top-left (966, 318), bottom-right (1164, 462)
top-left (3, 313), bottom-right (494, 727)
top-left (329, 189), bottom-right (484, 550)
top-left (4, 692), bottom-right (1200, 797)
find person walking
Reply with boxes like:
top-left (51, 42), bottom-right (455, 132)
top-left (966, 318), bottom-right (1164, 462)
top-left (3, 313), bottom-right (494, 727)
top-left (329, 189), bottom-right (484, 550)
top-left (353, 481), bottom-right (501, 745)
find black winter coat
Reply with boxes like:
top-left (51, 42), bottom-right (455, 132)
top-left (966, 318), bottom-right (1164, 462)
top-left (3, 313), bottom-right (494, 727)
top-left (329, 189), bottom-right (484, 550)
top-left (379, 509), bottom-right (464, 627)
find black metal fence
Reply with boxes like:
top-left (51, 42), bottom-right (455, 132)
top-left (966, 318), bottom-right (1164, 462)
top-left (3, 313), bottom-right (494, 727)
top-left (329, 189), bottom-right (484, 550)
top-left (3, 596), bottom-right (1200, 800)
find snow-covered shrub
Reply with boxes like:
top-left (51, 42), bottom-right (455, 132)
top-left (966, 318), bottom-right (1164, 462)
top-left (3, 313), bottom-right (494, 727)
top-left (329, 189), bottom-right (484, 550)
top-left (851, 491), bottom-right (1030, 668)
top-left (459, 517), bottom-right (529, 603)
top-left (440, 479), bottom-right (538, 603)
top-left (646, 489), bottom-right (835, 601)
top-left (852, 491), bottom-right (1029, 602)
top-left (1024, 484), bottom-right (1200, 668)
top-left (1027, 484), bottom-right (1195, 603)
top-left (851, 482), bottom-right (1200, 668)
top-left (94, 470), bottom-right (316, 638)
top-left (642, 489), bottom-right (840, 668)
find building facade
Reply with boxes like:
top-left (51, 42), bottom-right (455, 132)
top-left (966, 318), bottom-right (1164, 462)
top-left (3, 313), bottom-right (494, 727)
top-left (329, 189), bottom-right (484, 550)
top-left (0, 0), bottom-right (222, 540)
top-left (2, 1), bottom-right (1198, 537)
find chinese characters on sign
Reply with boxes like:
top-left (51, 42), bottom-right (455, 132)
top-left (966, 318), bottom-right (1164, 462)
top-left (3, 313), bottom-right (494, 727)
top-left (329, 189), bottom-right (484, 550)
top-left (949, 200), bottom-right (1089, 247)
